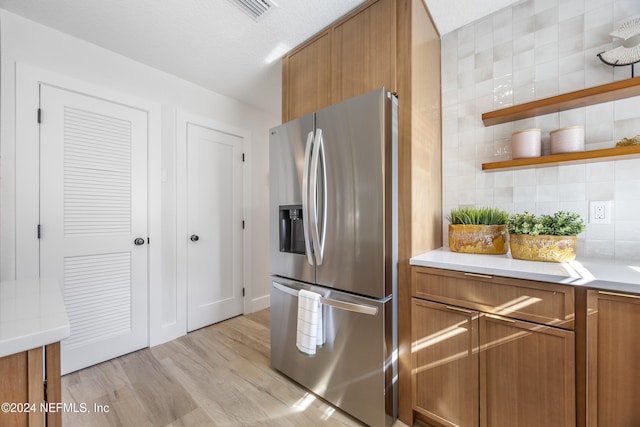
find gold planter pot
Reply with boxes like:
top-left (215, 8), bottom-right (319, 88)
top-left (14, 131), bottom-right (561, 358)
top-left (448, 224), bottom-right (508, 255)
top-left (509, 234), bottom-right (577, 262)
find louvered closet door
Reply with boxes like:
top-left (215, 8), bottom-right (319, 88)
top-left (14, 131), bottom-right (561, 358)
top-left (39, 85), bottom-right (148, 375)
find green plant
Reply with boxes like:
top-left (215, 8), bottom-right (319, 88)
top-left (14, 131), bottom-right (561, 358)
top-left (447, 206), bottom-right (509, 225)
top-left (508, 211), bottom-right (585, 236)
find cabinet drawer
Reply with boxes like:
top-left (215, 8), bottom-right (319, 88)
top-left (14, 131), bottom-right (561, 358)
top-left (412, 267), bottom-right (574, 329)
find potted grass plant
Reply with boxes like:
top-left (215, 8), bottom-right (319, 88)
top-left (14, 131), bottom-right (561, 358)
top-left (447, 206), bottom-right (509, 254)
top-left (508, 211), bottom-right (585, 262)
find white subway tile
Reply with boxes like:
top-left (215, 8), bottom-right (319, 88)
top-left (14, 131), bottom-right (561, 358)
top-left (495, 187), bottom-right (514, 203)
top-left (614, 118), bottom-right (640, 142)
top-left (561, 34), bottom-right (585, 57)
top-left (534, 24), bottom-right (559, 48)
top-left (559, 51), bottom-right (585, 75)
top-left (536, 166), bottom-right (560, 184)
top-left (535, 78), bottom-right (559, 98)
top-left (476, 188), bottom-right (495, 204)
top-left (476, 33), bottom-right (494, 54)
top-left (537, 184), bottom-right (561, 201)
top-left (613, 0), bottom-right (640, 23)
top-left (615, 158), bottom-right (640, 181)
top-left (513, 66), bottom-right (535, 87)
top-left (535, 201), bottom-right (561, 214)
top-left (586, 223), bottom-right (615, 240)
top-left (586, 181), bottom-right (616, 199)
top-left (558, 164), bottom-right (586, 183)
top-left (558, 107), bottom-right (586, 128)
top-left (441, 0), bottom-right (640, 261)
top-left (514, 83), bottom-right (536, 104)
top-left (614, 97), bottom-right (640, 121)
top-left (615, 200), bottom-right (640, 221)
top-left (559, 0), bottom-right (585, 20)
top-left (585, 240), bottom-right (615, 258)
top-left (559, 183), bottom-right (586, 201)
top-left (615, 241), bottom-right (640, 260)
top-left (615, 180), bottom-right (640, 201)
top-left (559, 201), bottom-right (587, 217)
top-left (615, 221), bottom-right (640, 241)
top-left (514, 33), bottom-right (535, 55)
top-left (514, 168), bottom-right (537, 186)
top-left (514, 185), bottom-right (537, 203)
top-left (534, 0), bottom-right (558, 14)
top-left (586, 162), bottom-right (614, 182)
top-left (584, 4), bottom-right (613, 31)
top-left (494, 170), bottom-right (515, 187)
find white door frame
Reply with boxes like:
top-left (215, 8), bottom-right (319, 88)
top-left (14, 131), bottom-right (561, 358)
top-left (13, 62), bottom-right (162, 343)
top-left (176, 110), bottom-right (252, 335)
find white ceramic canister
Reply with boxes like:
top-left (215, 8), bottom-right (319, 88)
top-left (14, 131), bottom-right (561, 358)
top-left (511, 128), bottom-right (541, 159)
top-left (550, 126), bottom-right (585, 154)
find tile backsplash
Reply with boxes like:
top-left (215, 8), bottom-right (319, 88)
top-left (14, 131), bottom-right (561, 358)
top-left (441, 0), bottom-right (640, 260)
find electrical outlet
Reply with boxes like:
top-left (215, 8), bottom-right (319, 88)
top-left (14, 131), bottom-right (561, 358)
top-left (589, 201), bottom-right (612, 224)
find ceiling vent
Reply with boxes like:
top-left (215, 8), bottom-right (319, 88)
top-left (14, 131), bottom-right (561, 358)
top-left (228, 0), bottom-right (276, 21)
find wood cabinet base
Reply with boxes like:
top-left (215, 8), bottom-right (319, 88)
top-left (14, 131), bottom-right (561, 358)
top-left (0, 343), bottom-right (62, 427)
top-left (587, 290), bottom-right (640, 426)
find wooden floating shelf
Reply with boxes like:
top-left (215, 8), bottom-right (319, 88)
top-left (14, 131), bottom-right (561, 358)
top-left (482, 145), bottom-right (640, 171)
top-left (482, 77), bottom-right (640, 126)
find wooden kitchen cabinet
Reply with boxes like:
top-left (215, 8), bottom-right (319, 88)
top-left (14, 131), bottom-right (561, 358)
top-left (412, 299), bottom-right (479, 427)
top-left (0, 343), bottom-right (62, 427)
top-left (332, 0), bottom-right (396, 103)
top-left (480, 314), bottom-right (575, 427)
top-left (281, 31), bottom-right (332, 121)
top-left (586, 290), bottom-right (640, 427)
top-left (282, 0), bottom-right (397, 122)
top-left (412, 267), bottom-right (576, 427)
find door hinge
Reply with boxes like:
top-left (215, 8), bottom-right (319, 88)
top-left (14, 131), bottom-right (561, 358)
top-left (242, 220), bottom-right (245, 229)
top-left (242, 153), bottom-right (245, 162)
top-left (242, 288), bottom-right (245, 297)
top-left (37, 108), bottom-right (42, 124)
top-left (37, 224), bottom-right (41, 239)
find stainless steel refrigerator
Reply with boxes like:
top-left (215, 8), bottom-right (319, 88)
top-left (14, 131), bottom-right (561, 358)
top-left (269, 88), bottom-right (398, 427)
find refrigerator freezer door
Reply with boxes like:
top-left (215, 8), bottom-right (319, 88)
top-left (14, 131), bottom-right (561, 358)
top-left (314, 88), bottom-right (392, 299)
top-left (269, 114), bottom-right (315, 284)
top-left (270, 278), bottom-right (395, 427)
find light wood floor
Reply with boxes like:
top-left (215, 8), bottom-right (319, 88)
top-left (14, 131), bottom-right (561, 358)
top-left (62, 309), bottom-right (408, 426)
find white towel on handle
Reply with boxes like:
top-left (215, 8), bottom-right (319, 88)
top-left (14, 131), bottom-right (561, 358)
top-left (296, 289), bottom-right (324, 356)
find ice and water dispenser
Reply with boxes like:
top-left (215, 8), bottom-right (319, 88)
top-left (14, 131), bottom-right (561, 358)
top-left (279, 205), bottom-right (305, 254)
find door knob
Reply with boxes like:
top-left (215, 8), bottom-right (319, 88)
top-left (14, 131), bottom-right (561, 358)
top-left (190, 234), bottom-right (200, 242)
top-left (134, 237), bottom-right (145, 246)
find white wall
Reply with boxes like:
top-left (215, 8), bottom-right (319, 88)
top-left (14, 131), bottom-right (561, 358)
top-left (441, 0), bottom-right (640, 260)
top-left (0, 10), bottom-right (277, 344)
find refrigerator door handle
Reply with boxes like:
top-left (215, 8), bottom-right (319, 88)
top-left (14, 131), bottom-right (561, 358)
top-left (321, 296), bottom-right (378, 316)
top-left (272, 282), bottom-right (379, 316)
top-left (301, 130), bottom-right (315, 266)
top-left (310, 128), bottom-right (326, 265)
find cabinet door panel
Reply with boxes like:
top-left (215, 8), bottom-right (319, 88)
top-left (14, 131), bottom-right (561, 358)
top-left (587, 290), bottom-right (640, 427)
top-left (480, 315), bottom-right (575, 427)
top-left (283, 32), bottom-right (332, 121)
top-left (412, 299), bottom-right (479, 427)
top-left (332, 0), bottom-right (396, 103)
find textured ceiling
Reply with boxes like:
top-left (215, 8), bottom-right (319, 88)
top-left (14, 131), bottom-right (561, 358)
top-left (0, 0), bottom-right (520, 116)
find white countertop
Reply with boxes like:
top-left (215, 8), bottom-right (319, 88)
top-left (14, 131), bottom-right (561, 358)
top-left (0, 278), bottom-right (70, 358)
top-left (411, 248), bottom-right (640, 294)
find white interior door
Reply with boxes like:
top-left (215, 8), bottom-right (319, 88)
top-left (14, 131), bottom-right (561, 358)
top-left (187, 123), bottom-right (244, 331)
top-left (39, 85), bottom-right (148, 374)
